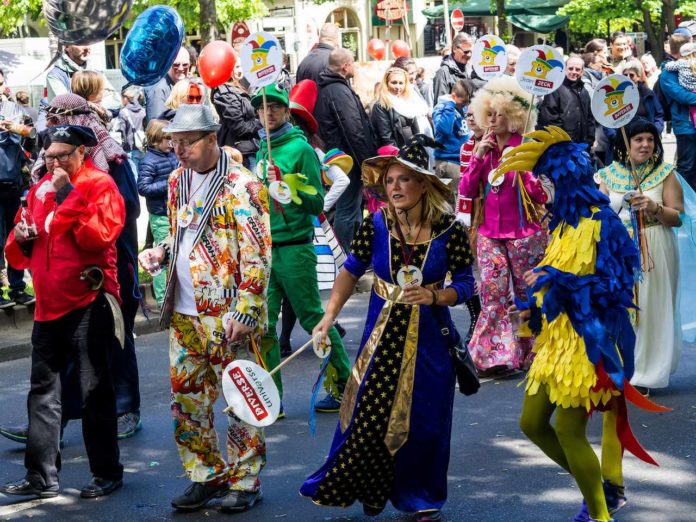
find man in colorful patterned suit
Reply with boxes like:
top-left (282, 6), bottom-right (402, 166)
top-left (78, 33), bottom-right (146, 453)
top-left (138, 100), bottom-right (271, 513)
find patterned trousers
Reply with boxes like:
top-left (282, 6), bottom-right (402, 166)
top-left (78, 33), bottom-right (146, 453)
top-left (468, 232), bottom-right (547, 371)
top-left (169, 312), bottom-right (265, 491)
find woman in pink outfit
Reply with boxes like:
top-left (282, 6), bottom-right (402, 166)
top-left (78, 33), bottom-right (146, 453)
top-left (460, 76), bottom-right (547, 375)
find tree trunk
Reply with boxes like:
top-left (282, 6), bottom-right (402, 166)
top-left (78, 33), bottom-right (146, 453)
top-left (199, 0), bottom-right (218, 47)
top-left (662, 0), bottom-right (677, 35)
top-left (496, 0), bottom-right (507, 38)
top-left (635, 0), bottom-right (662, 63)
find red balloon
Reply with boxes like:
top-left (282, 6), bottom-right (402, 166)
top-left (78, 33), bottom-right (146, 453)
top-left (391, 39), bottom-right (410, 59)
top-left (367, 38), bottom-right (386, 61)
top-left (198, 41), bottom-right (236, 88)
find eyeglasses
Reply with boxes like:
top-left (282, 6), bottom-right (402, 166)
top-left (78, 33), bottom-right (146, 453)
top-left (465, 113), bottom-right (475, 119)
top-left (45, 146), bottom-right (77, 163)
top-left (258, 103), bottom-right (286, 112)
top-left (626, 72), bottom-right (638, 79)
top-left (456, 47), bottom-right (473, 55)
top-left (170, 134), bottom-right (207, 150)
top-left (172, 62), bottom-right (190, 69)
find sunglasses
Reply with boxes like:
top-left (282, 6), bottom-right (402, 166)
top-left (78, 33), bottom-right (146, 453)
top-left (172, 63), bottom-right (190, 69)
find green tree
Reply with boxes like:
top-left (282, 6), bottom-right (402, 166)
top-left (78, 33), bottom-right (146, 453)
top-left (560, 0), bottom-right (696, 62)
top-left (0, 0), bottom-right (268, 45)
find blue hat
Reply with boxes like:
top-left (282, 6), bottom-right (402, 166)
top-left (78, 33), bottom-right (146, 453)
top-left (673, 27), bottom-right (691, 37)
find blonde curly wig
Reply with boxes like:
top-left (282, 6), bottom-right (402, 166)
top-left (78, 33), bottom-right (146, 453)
top-left (469, 75), bottom-right (537, 133)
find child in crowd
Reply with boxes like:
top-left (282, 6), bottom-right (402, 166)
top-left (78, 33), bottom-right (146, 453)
top-left (664, 42), bottom-right (696, 126)
top-left (136, 119), bottom-right (179, 305)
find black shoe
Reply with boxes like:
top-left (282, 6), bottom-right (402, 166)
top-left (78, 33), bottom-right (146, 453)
top-left (0, 295), bottom-right (15, 309)
top-left (280, 342), bottom-right (292, 358)
top-left (220, 488), bottom-right (263, 513)
top-left (334, 322), bottom-right (347, 338)
top-left (363, 503), bottom-right (384, 516)
top-left (80, 476), bottom-right (123, 498)
top-left (171, 482), bottom-right (227, 511)
top-left (117, 413), bottom-right (142, 439)
top-left (0, 478), bottom-right (59, 498)
top-left (9, 291), bottom-right (35, 306)
top-left (0, 424), bottom-right (65, 447)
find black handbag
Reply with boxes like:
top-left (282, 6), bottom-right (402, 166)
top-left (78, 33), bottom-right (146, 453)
top-left (433, 306), bottom-right (480, 396)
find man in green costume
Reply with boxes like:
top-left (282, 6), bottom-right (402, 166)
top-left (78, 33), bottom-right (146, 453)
top-left (253, 83), bottom-right (350, 412)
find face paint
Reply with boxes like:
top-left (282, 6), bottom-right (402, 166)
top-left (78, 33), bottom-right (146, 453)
top-left (540, 174), bottom-right (555, 204)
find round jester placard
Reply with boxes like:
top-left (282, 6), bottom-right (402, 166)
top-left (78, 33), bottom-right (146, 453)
top-left (472, 34), bottom-right (507, 80)
top-left (515, 45), bottom-right (565, 96)
top-left (590, 74), bottom-right (639, 128)
top-left (240, 31), bottom-right (283, 88)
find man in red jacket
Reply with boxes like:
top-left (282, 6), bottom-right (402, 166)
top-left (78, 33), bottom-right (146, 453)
top-left (0, 125), bottom-right (125, 500)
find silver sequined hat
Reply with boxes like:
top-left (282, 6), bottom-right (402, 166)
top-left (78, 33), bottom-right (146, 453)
top-left (163, 102), bottom-right (221, 133)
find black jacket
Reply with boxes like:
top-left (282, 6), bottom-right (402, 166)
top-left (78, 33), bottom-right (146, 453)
top-left (370, 103), bottom-right (418, 149)
top-left (432, 55), bottom-right (484, 101)
top-left (212, 84), bottom-right (262, 156)
top-left (137, 149), bottom-right (179, 216)
top-left (537, 77), bottom-right (595, 147)
top-left (315, 70), bottom-right (376, 179)
top-left (296, 43), bottom-right (334, 84)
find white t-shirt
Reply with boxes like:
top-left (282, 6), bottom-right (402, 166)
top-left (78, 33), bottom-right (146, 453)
top-left (174, 171), bottom-right (214, 315)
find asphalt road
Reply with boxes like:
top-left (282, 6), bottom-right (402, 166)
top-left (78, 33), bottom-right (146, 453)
top-left (0, 290), bottom-right (695, 522)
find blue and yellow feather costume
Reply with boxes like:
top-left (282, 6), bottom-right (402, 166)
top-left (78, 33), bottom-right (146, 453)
top-left (492, 126), bottom-right (669, 465)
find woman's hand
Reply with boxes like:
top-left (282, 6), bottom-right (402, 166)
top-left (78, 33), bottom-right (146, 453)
top-left (630, 194), bottom-right (658, 214)
top-left (477, 130), bottom-right (495, 158)
top-left (312, 313), bottom-right (336, 346)
top-left (507, 304), bottom-right (531, 325)
top-left (524, 269), bottom-right (548, 288)
top-left (402, 285), bottom-right (435, 305)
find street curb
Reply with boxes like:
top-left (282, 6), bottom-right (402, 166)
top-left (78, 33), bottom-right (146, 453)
top-left (0, 313), bottom-right (164, 364)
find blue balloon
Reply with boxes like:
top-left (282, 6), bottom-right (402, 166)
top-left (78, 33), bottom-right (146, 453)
top-left (120, 6), bottom-right (185, 87)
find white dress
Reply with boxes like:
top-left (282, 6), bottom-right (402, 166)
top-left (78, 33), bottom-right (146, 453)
top-left (605, 175), bottom-right (682, 388)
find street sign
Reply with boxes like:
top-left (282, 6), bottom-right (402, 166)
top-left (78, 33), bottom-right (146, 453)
top-left (376, 0), bottom-right (406, 22)
top-left (451, 9), bottom-right (465, 32)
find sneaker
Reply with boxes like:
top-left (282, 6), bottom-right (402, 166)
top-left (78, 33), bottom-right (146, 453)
top-left (314, 393), bottom-right (341, 413)
top-left (0, 424), bottom-right (65, 447)
top-left (0, 478), bottom-right (59, 498)
top-left (171, 481), bottom-right (227, 511)
top-left (9, 290), bottom-right (35, 306)
top-left (603, 480), bottom-right (627, 514)
top-left (0, 295), bottom-right (15, 309)
top-left (220, 488), bottom-right (263, 513)
top-left (573, 500), bottom-right (617, 522)
top-left (117, 413), bottom-right (142, 439)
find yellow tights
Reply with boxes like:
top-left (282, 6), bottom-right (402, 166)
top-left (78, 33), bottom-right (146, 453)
top-left (520, 387), bottom-right (621, 522)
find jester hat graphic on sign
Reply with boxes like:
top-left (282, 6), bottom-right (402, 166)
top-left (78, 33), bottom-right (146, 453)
top-left (524, 49), bottom-right (564, 80)
top-left (599, 79), bottom-right (634, 115)
top-left (249, 36), bottom-right (278, 72)
top-left (479, 38), bottom-right (506, 66)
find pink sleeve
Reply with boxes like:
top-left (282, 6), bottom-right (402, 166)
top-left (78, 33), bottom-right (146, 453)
top-left (521, 171), bottom-right (548, 204)
top-left (459, 154), bottom-right (486, 198)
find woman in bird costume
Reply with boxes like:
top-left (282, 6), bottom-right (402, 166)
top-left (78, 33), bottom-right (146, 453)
top-left (499, 126), bottom-right (669, 522)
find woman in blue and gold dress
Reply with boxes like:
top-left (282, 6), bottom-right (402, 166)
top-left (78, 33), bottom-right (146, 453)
top-left (498, 126), bottom-right (669, 522)
top-left (300, 135), bottom-right (475, 522)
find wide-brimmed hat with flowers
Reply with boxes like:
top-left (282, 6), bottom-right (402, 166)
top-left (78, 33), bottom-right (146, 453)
top-left (362, 134), bottom-right (451, 202)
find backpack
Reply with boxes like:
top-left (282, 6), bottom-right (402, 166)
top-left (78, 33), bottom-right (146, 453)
top-left (0, 132), bottom-right (22, 195)
top-left (653, 72), bottom-right (672, 123)
top-left (121, 108), bottom-right (146, 151)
